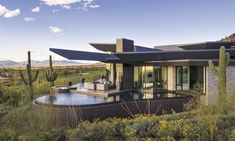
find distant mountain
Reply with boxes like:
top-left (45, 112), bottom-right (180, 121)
top-left (221, 33), bottom-right (235, 42)
top-left (0, 60), bottom-right (18, 67)
top-left (0, 60), bottom-right (84, 67)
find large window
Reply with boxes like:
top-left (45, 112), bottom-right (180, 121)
top-left (142, 66), bottom-right (154, 88)
top-left (134, 66), bottom-right (142, 88)
top-left (161, 67), bottom-right (168, 89)
top-left (141, 66), bottom-right (168, 89)
top-left (190, 66), bottom-right (204, 92)
top-left (176, 66), bottom-right (190, 90)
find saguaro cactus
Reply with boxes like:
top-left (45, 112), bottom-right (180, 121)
top-left (45, 55), bottom-right (58, 87)
top-left (20, 51), bottom-right (39, 101)
top-left (208, 46), bottom-right (230, 103)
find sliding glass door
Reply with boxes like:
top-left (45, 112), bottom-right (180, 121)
top-left (176, 66), bottom-right (189, 91)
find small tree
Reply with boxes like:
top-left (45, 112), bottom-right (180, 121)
top-left (45, 55), bottom-right (58, 87)
top-left (208, 46), bottom-right (230, 105)
top-left (19, 51), bottom-right (39, 101)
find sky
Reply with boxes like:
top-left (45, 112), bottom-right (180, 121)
top-left (1, 0), bottom-right (235, 61)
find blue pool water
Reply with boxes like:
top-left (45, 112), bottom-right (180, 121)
top-left (35, 93), bottom-right (107, 105)
top-left (34, 92), bottom-right (183, 106)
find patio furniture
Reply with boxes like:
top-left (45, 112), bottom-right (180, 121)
top-left (87, 83), bottom-right (96, 90)
top-left (51, 86), bottom-right (70, 94)
top-left (96, 83), bottom-right (109, 91)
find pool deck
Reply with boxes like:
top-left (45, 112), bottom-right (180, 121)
top-left (70, 83), bottom-right (135, 97)
top-left (70, 88), bottom-right (134, 97)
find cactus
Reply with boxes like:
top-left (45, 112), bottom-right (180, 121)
top-left (45, 55), bottom-right (58, 87)
top-left (19, 51), bottom-right (39, 101)
top-left (208, 46), bottom-right (230, 104)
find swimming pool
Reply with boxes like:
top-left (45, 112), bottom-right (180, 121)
top-left (34, 92), bottom-right (184, 106)
top-left (33, 92), bottom-right (191, 123)
top-left (34, 93), bottom-right (108, 105)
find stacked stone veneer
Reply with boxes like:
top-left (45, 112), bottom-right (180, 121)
top-left (207, 66), bottom-right (235, 104)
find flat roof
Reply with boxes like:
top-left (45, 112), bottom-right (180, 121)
top-left (155, 41), bottom-right (235, 51)
top-left (90, 43), bottom-right (116, 52)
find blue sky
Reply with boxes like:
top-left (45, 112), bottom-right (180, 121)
top-left (1, 0), bottom-right (235, 61)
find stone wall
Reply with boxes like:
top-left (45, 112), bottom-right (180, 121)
top-left (207, 66), bottom-right (235, 103)
top-left (167, 66), bottom-right (175, 91)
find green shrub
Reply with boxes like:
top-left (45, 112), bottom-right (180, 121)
top-left (40, 127), bottom-right (68, 141)
top-left (1, 105), bottom-right (49, 139)
top-left (123, 115), bottom-right (159, 139)
top-left (0, 131), bottom-right (19, 141)
top-left (67, 120), bottom-right (115, 141)
top-left (66, 114), bottom-right (235, 141)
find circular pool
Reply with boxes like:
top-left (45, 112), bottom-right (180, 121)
top-left (33, 92), bottom-right (192, 124)
top-left (34, 93), bottom-right (107, 105)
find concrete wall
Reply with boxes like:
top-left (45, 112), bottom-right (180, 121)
top-left (116, 38), bottom-right (134, 52)
top-left (207, 66), bottom-right (235, 104)
top-left (115, 38), bottom-right (134, 90)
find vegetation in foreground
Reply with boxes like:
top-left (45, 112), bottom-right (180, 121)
top-left (0, 94), bottom-right (234, 141)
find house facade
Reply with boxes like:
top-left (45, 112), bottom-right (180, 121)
top-left (51, 38), bottom-right (235, 104)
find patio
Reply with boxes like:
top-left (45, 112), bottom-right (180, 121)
top-left (71, 82), bottom-right (134, 97)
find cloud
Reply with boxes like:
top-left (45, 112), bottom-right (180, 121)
top-left (49, 26), bottom-right (63, 33)
top-left (81, 0), bottom-right (100, 10)
top-left (4, 9), bottom-right (20, 18)
top-left (62, 5), bottom-right (71, 10)
top-left (42, 0), bottom-right (81, 6)
top-left (83, 0), bottom-right (93, 5)
top-left (52, 9), bottom-right (60, 13)
top-left (89, 5), bottom-right (100, 8)
top-left (0, 4), bottom-right (20, 18)
top-left (32, 7), bottom-right (40, 13)
top-left (24, 17), bottom-right (35, 21)
top-left (0, 4), bottom-right (8, 16)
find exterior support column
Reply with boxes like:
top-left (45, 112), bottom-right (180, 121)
top-left (115, 38), bottom-right (134, 90)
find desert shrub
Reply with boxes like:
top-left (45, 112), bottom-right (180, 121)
top-left (0, 131), bottom-right (19, 141)
top-left (34, 81), bottom-right (50, 96)
top-left (1, 105), bottom-right (49, 140)
top-left (40, 127), bottom-right (68, 141)
top-left (229, 129), bottom-right (235, 141)
top-left (67, 120), bottom-right (115, 141)
top-left (158, 117), bottom-right (188, 140)
top-left (123, 115), bottom-right (159, 139)
top-left (67, 114), bottom-right (235, 141)
top-left (182, 118), bottom-right (210, 141)
top-left (109, 118), bottom-right (127, 139)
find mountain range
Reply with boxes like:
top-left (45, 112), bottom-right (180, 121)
top-left (0, 60), bottom-right (85, 67)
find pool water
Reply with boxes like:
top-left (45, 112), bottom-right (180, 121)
top-left (34, 92), bottom-right (183, 106)
top-left (35, 93), bottom-right (107, 105)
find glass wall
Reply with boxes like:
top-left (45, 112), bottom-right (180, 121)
top-left (141, 66), bottom-right (168, 89)
top-left (190, 66), bottom-right (204, 92)
top-left (134, 66), bottom-right (142, 88)
top-left (176, 66), bottom-right (205, 92)
top-left (161, 67), bottom-right (168, 89)
top-left (176, 66), bottom-right (190, 90)
top-left (176, 66), bottom-right (182, 90)
top-left (142, 66), bottom-right (154, 88)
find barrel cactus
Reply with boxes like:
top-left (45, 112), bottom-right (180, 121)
top-left (208, 46), bottom-right (230, 104)
top-left (45, 55), bottom-right (58, 87)
top-left (19, 51), bottom-right (39, 101)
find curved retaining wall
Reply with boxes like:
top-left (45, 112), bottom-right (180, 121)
top-left (33, 97), bottom-right (191, 126)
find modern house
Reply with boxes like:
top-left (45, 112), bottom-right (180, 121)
top-left (50, 38), bottom-right (235, 104)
